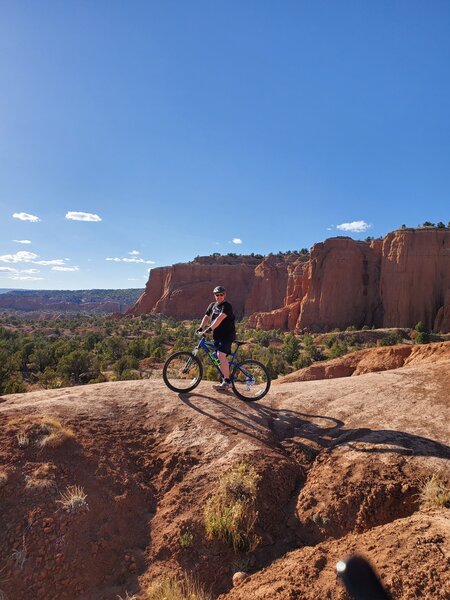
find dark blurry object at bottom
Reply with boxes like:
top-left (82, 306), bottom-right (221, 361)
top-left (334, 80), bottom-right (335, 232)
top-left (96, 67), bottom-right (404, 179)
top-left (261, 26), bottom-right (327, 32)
top-left (337, 554), bottom-right (391, 600)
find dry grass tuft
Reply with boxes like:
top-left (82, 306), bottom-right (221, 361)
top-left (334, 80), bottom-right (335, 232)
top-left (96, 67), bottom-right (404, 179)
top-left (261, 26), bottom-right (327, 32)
top-left (25, 463), bottom-right (56, 491)
top-left (179, 528), bottom-right (194, 549)
top-left (11, 534), bottom-right (27, 569)
top-left (16, 433), bottom-right (29, 448)
top-left (204, 461), bottom-right (261, 552)
top-left (36, 417), bottom-right (75, 448)
top-left (144, 573), bottom-right (211, 600)
top-left (57, 485), bottom-right (88, 513)
top-left (8, 416), bottom-right (75, 448)
top-left (420, 474), bottom-right (450, 509)
top-left (0, 470), bottom-right (8, 488)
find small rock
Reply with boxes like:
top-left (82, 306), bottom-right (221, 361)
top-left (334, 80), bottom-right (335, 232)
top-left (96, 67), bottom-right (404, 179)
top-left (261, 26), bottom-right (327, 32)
top-left (233, 572), bottom-right (249, 587)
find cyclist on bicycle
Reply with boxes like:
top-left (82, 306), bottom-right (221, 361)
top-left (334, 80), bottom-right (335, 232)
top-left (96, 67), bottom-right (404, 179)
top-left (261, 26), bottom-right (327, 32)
top-left (197, 285), bottom-right (236, 390)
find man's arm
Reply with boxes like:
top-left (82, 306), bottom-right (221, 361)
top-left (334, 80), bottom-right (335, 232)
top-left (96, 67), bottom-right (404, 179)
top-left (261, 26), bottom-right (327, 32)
top-left (199, 314), bottom-right (211, 330)
top-left (210, 312), bottom-right (227, 330)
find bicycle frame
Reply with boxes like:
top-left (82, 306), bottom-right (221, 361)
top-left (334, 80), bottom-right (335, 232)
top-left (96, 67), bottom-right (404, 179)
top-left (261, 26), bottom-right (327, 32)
top-left (191, 336), bottom-right (241, 380)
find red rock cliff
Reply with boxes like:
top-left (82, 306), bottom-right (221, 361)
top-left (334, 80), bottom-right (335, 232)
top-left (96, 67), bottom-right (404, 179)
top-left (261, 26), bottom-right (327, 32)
top-left (127, 254), bottom-right (300, 320)
top-left (127, 229), bottom-right (450, 332)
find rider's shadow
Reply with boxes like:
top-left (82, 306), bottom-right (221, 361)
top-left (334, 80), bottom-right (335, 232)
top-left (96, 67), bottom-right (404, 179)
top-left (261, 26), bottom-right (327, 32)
top-left (179, 392), bottom-right (450, 460)
top-left (178, 392), bottom-right (277, 446)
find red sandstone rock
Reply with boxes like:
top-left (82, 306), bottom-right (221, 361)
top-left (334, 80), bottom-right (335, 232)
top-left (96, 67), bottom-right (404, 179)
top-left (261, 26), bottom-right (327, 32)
top-left (276, 341), bottom-right (450, 383)
top-left (296, 237), bottom-right (382, 332)
top-left (127, 255), bottom-right (299, 320)
top-left (127, 229), bottom-right (450, 332)
top-left (380, 229), bottom-right (450, 332)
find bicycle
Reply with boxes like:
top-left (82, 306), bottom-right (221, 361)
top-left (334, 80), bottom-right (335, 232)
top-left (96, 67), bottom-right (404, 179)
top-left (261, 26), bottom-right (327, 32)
top-left (162, 333), bottom-right (271, 401)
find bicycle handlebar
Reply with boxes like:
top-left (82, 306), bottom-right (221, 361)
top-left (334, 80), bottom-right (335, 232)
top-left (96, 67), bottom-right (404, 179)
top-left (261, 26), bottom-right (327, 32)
top-left (196, 328), bottom-right (211, 337)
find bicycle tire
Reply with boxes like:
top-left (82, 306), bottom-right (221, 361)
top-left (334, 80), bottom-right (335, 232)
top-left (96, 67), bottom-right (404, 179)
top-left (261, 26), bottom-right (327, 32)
top-left (231, 359), bottom-right (271, 401)
top-left (162, 351), bottom-right (203, 393)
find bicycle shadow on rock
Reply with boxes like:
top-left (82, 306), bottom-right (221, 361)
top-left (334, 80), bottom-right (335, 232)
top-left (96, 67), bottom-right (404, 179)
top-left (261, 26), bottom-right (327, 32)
top-left (177, 391), bottom-right (276, 448)
top-left (178, 393), bottom-right (450, 461)
top-left (248, 404), bottom-right (450, 460)
top-left (251, 404), bottom-right (450, 459)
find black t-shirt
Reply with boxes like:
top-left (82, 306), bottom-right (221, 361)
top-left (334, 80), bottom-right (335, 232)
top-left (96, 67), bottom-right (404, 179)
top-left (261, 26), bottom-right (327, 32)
top-left (205, 300), bottom-right (236, 340)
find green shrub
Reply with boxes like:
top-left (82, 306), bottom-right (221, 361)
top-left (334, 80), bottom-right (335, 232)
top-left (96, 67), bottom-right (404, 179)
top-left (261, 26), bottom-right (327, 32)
top-left (414, 331), bottom-right (430, 344)
top-left (116, 369), bottom-right (141, 381)
top-left (328, 340), bottom-right (348, 358)
top-left (380, 332), bottom-right (402, 346)
top-left (293, 353), bottom-right (312, 370)
top-left (414, 322), bottom-right (430, 344)
top-left (204, 462), bottom-right (261, 552)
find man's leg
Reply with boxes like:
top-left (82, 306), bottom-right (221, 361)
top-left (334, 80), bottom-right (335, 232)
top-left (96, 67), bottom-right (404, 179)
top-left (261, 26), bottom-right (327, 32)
top-left (218, 351), bottom-right (230, 380)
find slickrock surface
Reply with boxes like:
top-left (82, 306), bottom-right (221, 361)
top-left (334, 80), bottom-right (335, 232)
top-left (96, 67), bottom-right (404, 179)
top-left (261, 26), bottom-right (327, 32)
top-left (128, 228), bottom-right (450, 332)
top-left (0, 353), bottom-right (448, 599)
top-left (277, 340), bottom-right (450, 383)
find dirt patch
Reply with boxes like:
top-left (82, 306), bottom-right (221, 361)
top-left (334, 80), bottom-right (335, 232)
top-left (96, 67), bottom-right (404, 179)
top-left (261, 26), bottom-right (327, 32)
top-left (219, 511), bottom-right (450, 600)
top-left (0, 356), bottom-right (449, 599)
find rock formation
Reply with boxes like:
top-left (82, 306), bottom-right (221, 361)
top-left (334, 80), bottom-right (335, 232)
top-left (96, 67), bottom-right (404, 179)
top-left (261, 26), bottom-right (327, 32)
top-left (127, 228), bottom-right (450, 332)
top-left (276, 341), bottom-right (450, 383)
top-left (127, 254), bottom-right (305, 320)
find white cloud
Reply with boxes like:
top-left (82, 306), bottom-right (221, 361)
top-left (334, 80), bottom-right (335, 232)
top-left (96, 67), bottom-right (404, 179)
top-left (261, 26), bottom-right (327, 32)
top-left (129, 250), bottom-right (140, 255)
top-left (0, 267), bottom-right (40, 275)
top-left (51, 266), bottom-right (80, 272)
top-left (10, 275), bottom-right (44, 281)
top-left (232, 238), bottom-right (243, 244)
top-left (33, 259), bottom-right (66, 266)
top-left (13, 239), bottom-right (32, 244)
top-left (0, 251), bottom-right (39, 263)
top-left (66, 211), bottom-right (102, 222)
top-left (127, 278), bottom-right (141, 281)
top-left (336, 220), bottom-right (371, 233)
top-left (106, 257), bottom-right (155, 264)
top-left (0, 252), bottom-right (70, 269)
top-left (13, 212), bottom-right (41, 222)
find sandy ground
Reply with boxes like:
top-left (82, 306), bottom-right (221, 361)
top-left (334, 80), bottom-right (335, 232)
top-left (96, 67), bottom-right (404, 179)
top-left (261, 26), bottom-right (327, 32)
top-left (0, 351), bottom-right (449, 599)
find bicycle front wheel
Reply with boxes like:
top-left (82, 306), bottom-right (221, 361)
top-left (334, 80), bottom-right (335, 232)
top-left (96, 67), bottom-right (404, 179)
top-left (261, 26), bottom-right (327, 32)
top-left (231, 359), bottom-right (271, 401)
top-left (162, 351), bottom-right (203, 393)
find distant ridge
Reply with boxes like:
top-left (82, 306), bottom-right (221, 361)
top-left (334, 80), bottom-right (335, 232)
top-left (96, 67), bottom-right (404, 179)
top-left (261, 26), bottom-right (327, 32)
top-left (0, 288), bottom-right (143, 314)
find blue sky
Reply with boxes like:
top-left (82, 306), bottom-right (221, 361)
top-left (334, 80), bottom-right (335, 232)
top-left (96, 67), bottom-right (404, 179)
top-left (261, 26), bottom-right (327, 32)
top-left (1, 1), bottom-right (449, 289)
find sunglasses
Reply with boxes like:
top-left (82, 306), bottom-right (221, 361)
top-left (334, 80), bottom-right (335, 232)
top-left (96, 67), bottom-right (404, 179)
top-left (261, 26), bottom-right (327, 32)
top-left (214, 293), bottom-right (225, 297)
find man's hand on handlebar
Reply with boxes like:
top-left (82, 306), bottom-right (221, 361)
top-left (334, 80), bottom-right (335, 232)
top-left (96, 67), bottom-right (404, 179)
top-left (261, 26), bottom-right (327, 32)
top-left (196, 327), bottom-right (211, 336)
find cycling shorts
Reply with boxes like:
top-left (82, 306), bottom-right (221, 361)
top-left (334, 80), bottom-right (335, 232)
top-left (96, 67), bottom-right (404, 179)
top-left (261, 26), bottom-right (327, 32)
top-left (214, 337), bottom-right (235, 356)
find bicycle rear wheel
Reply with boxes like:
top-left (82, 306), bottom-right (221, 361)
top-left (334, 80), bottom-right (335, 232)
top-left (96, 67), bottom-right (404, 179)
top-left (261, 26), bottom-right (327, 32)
top-left (163, 351), bottom-right (203, 393)
top-left (231, 359), bottom-right (271, 401)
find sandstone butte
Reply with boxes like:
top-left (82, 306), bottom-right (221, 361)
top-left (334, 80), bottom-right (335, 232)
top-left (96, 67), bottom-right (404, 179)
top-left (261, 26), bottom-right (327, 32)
top-left (127, 227), bottom-right (450, 333)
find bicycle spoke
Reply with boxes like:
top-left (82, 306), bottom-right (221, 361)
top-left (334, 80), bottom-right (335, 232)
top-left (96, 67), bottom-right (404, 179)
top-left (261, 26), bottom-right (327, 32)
top-left (163, 352), bottom-right (202, 392)
top-left (232, 360), bottom-right (270, 401)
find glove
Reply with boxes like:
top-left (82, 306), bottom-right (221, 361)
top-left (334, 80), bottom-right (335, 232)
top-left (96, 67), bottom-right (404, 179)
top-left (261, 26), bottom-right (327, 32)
top-left (195, 327), bottom-right (203, 334)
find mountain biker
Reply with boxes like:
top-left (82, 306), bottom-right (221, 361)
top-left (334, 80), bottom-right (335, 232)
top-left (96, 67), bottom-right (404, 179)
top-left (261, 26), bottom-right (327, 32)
top-left (197, 285), bottom-right (236, 390)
